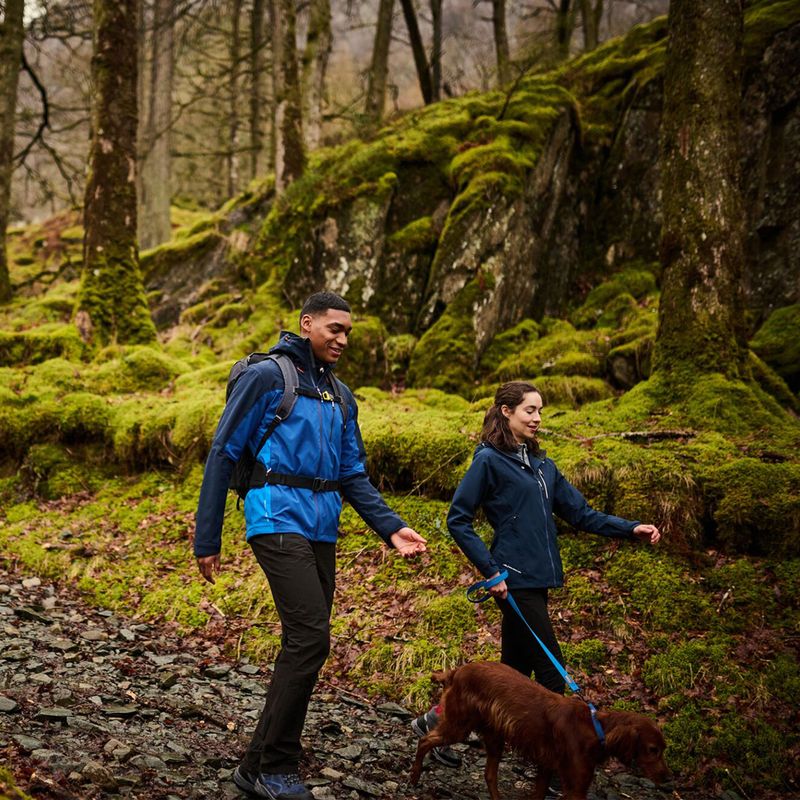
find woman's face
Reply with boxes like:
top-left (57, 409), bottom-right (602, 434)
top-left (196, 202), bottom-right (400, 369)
top-left (502, 391), bottom-right (543, 445)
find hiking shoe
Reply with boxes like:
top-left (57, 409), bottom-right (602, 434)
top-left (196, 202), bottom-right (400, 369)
top-left (233, 765), bottom-right (259, 796)
top-left (254, 773), bottom-right (314, 800)
top-left (411, 708), bottom-right (462, 768)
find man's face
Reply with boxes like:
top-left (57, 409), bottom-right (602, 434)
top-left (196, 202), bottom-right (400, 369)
top-left (300, 308), bottom-right (352, 364)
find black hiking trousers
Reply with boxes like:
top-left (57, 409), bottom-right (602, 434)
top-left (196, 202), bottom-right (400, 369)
top-left (241, 533), bottom-right (336, 775)
top-left (496, 588), bottom-right (566, 695)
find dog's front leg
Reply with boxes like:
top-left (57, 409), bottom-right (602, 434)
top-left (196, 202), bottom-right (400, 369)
top-left (482, 732), bottom-right (505, 800)
top-left (409, 737), bottom-right (429, 785)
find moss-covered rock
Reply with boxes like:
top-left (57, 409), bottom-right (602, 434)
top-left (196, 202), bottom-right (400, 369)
top-left (407, 278), bottom-right (488, 397)
top-left (0, 324), bottom-right (86, 367)
top-left (334, 315), bottom-right (389, 390)
top-left (750, 304), bottom-right (800, 390)
top-left (88, 346), bottom-right (189, 394)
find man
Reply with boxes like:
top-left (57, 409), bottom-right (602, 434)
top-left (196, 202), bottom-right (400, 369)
top-left (194, 292), bottom-right (426, 800)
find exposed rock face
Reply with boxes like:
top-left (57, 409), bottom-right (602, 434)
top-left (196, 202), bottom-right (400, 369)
top-left (143, 13), bottom-right (800, 367)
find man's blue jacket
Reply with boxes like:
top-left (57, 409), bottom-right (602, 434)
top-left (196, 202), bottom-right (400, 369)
top-left (194, 332), bottom-right (405, 557)
top-left (447, 443), bottom-right (639, 589)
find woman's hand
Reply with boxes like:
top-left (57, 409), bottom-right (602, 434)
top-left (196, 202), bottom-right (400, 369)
top-left (487, 572), bottom-right (508, 600)
top-left (633, 523), bottom-right (661, 545)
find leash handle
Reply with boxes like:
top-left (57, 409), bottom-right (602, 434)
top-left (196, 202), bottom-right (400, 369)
top-left (466, 570), bottom-right (509, 603)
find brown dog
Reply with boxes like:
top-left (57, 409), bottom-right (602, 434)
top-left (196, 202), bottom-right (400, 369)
top-left (410, 661), bottom-right (670, 800)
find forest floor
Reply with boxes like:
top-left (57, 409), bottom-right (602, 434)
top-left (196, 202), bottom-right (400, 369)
top-left (1, 564), bottom-right (725, 800)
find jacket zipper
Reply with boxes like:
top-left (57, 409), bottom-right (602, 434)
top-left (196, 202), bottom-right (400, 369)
top-left (532, 464), bottom-right (557, 584)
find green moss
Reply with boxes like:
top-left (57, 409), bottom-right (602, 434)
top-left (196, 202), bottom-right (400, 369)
top-left (493, 319), bottom-right (607, 382)
top-left (25, 357), bottom-right (84, 396)
top-left (712, 716), bottom-right (791, 792)
top-left (179, 293), bottom-right (238, 325)
top-left (419, 592), bottom-right (477, 637)
top-left (748, 351), bottom-right (799, 411)
top-left (643, 637), bottom-right (731, 695)
top-left (139, 229), bottom-right (225, 283)
top-left (88, 345), bottom-right (188, 394)
top-left (386, 217), bottom-right (436, 253)
top-left (605, 549), bottom-right (712, 630)
top-left (407, 278), bottom-right (487, 396)
top-left (561, 638), bottom-right (607, 673)
top-left (571, 267), bottom-right (658, 329)
top-left (0, 324), bottom-right (86, 366)
top-left (661, 702), bottom-right (711, 776)
top-left (701, 459), bottom-right (800, 556)
top-left (750, 304), bottom-right (800, 389)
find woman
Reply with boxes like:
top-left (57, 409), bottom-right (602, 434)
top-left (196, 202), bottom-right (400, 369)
top-left (449, 380), bottom-right (659, 688)
top-left (412, 382), bottom-right (660, 767)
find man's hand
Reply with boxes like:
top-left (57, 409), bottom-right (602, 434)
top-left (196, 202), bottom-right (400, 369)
top-left (633, 523), bottom-right (661, 545)
top-left (390, 527), bottom-right (427, 558)
top-left (197, 553), bottom-right (221, 583)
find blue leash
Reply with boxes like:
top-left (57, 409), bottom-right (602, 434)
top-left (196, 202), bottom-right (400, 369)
top-left (467, 570), bottom-right (606, 746)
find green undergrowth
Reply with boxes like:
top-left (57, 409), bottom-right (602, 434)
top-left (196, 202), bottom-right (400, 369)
top-left (0, 768), bottom-right (34, 800)
top-left (0, 467), bottom-right (797, 792)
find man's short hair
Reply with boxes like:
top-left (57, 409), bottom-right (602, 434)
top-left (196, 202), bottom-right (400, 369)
top-left (300, 292), bottom-right (351, 323)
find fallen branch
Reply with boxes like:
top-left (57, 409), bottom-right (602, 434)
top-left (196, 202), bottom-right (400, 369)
top-left (541, 428), bottom-right (695, 443)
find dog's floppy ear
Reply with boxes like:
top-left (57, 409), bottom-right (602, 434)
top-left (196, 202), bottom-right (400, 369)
top-left (604, 722), bottom-right (640, 765)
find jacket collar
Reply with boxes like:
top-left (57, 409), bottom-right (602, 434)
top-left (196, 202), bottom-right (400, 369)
top-left (270, 330), bottom-right (336, 379)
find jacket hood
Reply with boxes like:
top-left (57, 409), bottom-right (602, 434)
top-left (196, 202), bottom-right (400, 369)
top-left (270, 330), bottom-right (336, 376)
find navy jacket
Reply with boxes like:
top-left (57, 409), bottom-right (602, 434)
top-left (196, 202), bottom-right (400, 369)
top-left (447, 443), bottom-right (639, 589)
top-left (194, 332), bottom-right (406, 557)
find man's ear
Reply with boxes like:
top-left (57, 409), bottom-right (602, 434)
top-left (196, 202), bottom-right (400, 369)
top-left (299, 313), bottom-right (313, 334)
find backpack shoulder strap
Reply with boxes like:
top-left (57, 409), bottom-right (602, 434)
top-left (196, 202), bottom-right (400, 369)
top-left (251, 353), bottom-right (299, 458)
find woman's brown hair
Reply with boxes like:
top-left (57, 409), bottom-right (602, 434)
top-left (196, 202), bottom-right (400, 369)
top-left (481, 381), bottom-right (542, 454)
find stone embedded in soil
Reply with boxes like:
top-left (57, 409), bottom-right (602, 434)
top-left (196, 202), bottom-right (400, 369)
top-left (0, 696), bottom-right (18, 712)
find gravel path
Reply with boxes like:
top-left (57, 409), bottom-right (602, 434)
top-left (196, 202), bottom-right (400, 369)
top-left (0, 567), bottom-right (719, 800)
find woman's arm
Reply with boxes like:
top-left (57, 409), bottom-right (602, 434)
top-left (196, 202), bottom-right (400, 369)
top-left (446, 455), bottom-right (500, 578)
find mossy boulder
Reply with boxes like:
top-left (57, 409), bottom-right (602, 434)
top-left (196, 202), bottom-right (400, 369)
top-left (88, 346), bottom-right (189, 394)
top-left (750, 304), bottom-right (800, 390)
top-left (0, 324), bottom-right (86, 367)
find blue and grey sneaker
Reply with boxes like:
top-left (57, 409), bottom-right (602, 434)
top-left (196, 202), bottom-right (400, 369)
top-left (411, 707), bottom-right (462, 768)
top-left (233, 765), bottom-right (259, 796)
top-left (254, 773), bottom-right (314, 800)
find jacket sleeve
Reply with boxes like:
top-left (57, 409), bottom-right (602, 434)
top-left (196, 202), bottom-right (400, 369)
top-left (551, 463), bottom-right (638, 538)
top-left (194, 366), bottom-right (279, 557)
top-left (446, 454), bottom-right (500, 578)
top-left (338, 394), bottom-right (406, 545)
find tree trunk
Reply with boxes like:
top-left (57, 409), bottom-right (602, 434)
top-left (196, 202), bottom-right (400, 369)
top-left (79, 0), bottom-right (155, 345)
top-left (301, 0), bottom-right (331, 150)
top-left (271, 0), bottom-right (305, 192)
top-left (0, 0), bottom-right (25, 304)
top-left (138, 0), bottom-right (174, 251)
top-left (365, 0), bottom-right (394, 121)
top-left (579, 0), bottom-right (602, 51)
top-left (249, 0), bottom-right (267, 179)
top-left (491, 0), bottom-right (511, 86)
top-left (227, 0), bottom-right (243, 198)
top-left (654, 0), bottom-right (747, 380)
top-left (398, 0), bottom-right (433, 105)
top-left (430, 0), bottom-right (442, 101)
top-left (555, 0), bottom-right (577, 60)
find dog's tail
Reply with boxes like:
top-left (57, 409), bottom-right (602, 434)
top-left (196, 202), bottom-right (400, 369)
top-left (431, 667), bottom-right (459, 689)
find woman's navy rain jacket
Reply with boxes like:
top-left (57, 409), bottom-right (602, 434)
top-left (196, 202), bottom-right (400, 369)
top-left (447, 443), bottom-right (639, 589)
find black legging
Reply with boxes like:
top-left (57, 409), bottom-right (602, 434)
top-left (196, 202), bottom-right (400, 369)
top-left (496, 587), bottom-right (566, 695)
